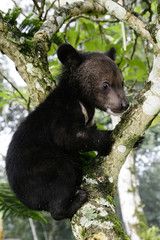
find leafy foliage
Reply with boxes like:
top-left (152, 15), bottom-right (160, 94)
top-left (0, 8), bottom-right (43, 38)
top-left (19, 13), bottom-right (43, 37)
top-left (0, 88), bottom-right (29, 109)
top-left (141, 226), bottom-right (160, 240)
top-left (0, 183), bottom-right (47, 223)
top-left (1, 8), bottom-right (21, 25)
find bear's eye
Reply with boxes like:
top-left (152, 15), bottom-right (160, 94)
top-left (103, 82), bottom-right (110, 89)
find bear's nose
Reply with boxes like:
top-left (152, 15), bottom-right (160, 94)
top-left (121, 100), bottom-right (129, 110)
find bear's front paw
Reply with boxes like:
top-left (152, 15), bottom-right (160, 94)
top-left (133, 135), bottom-right (144, 148)
top-left (98, 137), bottom-right (114, 156)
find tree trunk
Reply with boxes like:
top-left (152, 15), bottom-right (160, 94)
top-left (118, 153), bottom-right (147, 240)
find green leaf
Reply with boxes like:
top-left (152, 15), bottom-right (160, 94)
top-left (97, 124), bottom-right (105, 130)
top-left (0, 183), bottom-right (47, 223)
top-left (151, 1), bottom-right (157, 13)
top-left (119, 58), bottom-right (127, 69)
top-left (128, 59), bottom-right (146, 70)
top-left (51, 33), bottom-right (64, 46)
top-left (3, 8), bottom-right (21, 25)
top-left (151, 115), bottom-right (160, 127)
top-left (66, 27), bottom-right (80, 47)
top-left (19, 13), bottom-right (34, 31)
top-left (134, 6), bottom-right (142, 13)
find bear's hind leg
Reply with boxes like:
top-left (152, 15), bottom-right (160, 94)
top-left (44, 151), bottom-right (88, 220)
top-left (49, 188), bottom-right (87, 220)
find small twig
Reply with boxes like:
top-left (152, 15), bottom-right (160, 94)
top-left (12, 92), bottom-right (29, 110)
top-left (11, 0), bottom-right (27, 17)
top-left (141, 0), bottom-right (153, 22)
top-left (41, 0), bottom-right (45, 9)
top-left (63, 14), bottom-right (118, 41)
top-left (43, 0), bottom-right (57, 21)
top-left (95, 14), bottom-right (109, 46)
top-left (38, 0), bottom-right (45, 20)
top-left (99, 24), bottom-right (106, 43)
top-left (140, 37), bottom-right (151, 72)
top-left (130, 31), bottom-right (138, 59)
top-left (27, 97), bottom-right (31, 113)
top-left (127, 0), bottom-right (137, 12)
top-left (126, 80), bottom-right (137, 93)
top-left (32, 0), bottom-right (40, 11)
top-left (0, 71), bottom-right (28, 106)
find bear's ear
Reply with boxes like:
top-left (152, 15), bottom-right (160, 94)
top-left (105, 47), bottom-right (116, 61)
top-left (57, 44), bottom-right (81, 66)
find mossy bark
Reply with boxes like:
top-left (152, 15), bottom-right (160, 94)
top-left (71, 177), bottom-right (129, 240)
top-left (0, 20), bottom-right (54, 106)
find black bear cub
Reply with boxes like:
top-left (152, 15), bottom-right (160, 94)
top-left (6, 44), bottom-right (129, 220)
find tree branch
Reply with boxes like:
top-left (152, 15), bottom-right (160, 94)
top-left (0, 21), bottom-right (54, 106)
top-left (39, 0), bottom-right (46, 20)
top-left (63, 14), bottom-right (118, 41)
top-left (32, 0), bottom-right (40, 12)
top-left (34, 0), bottom-right (159, 54)
top-left (43, 0), bottom-right (57, 21)
top-left (130, 31), bottom-right (138, 59)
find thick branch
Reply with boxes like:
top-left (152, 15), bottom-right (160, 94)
top-left (0, 21), bottom-right (54, 106)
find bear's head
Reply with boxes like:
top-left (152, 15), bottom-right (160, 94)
top-left (57, 44), bottom-right (129, 116)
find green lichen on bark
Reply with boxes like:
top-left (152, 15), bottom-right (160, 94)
top-left (72, 199), bottom-right (129, 240)
top-left (71, 174), bottom-right (128, 240)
